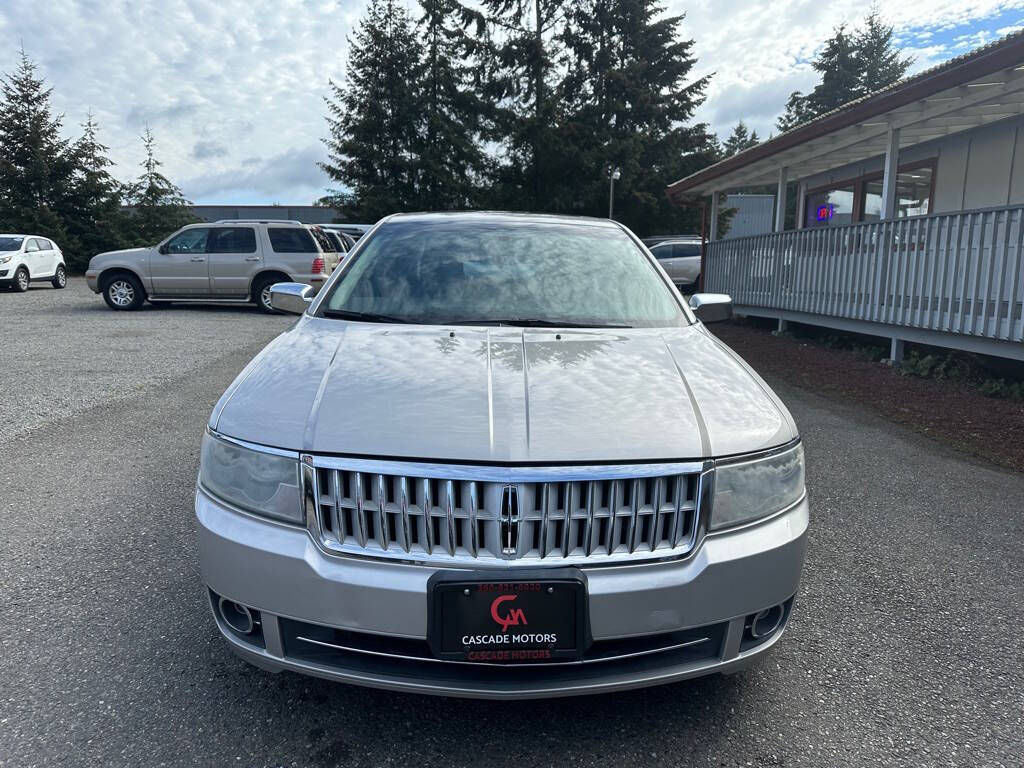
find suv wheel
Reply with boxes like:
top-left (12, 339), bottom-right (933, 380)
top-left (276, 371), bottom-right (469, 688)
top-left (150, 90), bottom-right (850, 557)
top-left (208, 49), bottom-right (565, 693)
top-left (252, 276), bottom-right (279, 313)
top-left (103, 274), bottom-right (145, 311)
top-left (52, 265), bottom-right (67, 289)
top-left (13, 267), bottom-right (30, 292)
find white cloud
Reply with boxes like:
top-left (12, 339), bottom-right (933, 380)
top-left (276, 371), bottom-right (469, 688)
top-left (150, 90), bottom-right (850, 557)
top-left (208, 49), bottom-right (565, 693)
top-left (0, 0), bottom-right (1021, 202)
top-left (682, 0), bottom-right (1024, 139)
top-left (0, 0), bottom-right (359, 203)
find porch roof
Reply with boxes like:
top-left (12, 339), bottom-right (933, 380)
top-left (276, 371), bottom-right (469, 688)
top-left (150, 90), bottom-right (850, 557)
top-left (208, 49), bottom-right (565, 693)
top-left (666, 30), bottom-right (1024, 200)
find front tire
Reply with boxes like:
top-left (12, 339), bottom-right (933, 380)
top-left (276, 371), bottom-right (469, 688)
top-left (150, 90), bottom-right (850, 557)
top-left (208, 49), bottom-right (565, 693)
top-left (52, 265), bottom-right (67, 289)
top-left (102, 274), bottom-right (145, 311)
top-left (13, 267), bottom-right (30, 292)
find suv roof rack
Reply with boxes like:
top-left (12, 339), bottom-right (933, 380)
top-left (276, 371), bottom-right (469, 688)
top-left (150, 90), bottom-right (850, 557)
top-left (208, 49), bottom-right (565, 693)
top-left (211, 219), bottom-right (305, 225)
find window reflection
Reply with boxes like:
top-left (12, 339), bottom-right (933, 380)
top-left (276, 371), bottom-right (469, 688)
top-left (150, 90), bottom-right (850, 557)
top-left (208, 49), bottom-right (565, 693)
top-left (805, 187), bottom-right (855, 228)
top-left (325, 220), bottom-right (686, 327)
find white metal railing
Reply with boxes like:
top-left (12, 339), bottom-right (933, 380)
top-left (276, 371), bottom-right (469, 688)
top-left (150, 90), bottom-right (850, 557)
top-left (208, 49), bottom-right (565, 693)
top-left (706, 204), bottom-right (1024, 344)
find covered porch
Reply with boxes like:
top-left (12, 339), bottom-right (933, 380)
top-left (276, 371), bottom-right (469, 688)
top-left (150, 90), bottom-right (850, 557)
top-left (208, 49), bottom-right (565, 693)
top-left (667, 31), bottom-right (1024, 362)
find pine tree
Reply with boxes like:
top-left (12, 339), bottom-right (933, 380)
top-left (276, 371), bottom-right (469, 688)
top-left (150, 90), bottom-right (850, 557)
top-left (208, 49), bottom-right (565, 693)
top-left (416, 0), bottom-right (486, 210)
top-left (62, 112), bottom-right (126, 270)
top-left (123, 127), bottom-right (195, 245)
top-left (472, 0), bottom-right (571, 210)
top-left (561, 0), bottom-right (716, 233)
top-left (0, 48), bottom-right (73, 242)
top-left (855, 8), bottom-right (912, 96)
top-left (722, 121), bottom-right (760, 156)
top-left (777, 10), bottom-right (911, 132)
top-left (322, 0), bottom-right (424, 220)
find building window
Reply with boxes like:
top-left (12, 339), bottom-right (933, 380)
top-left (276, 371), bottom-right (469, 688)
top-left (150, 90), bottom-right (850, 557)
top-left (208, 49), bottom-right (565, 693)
top-left (802, 160), bottom-right (935, 228)
top-left (861, 165), bottom-right (933, 222)
top-left (805, 185), bottom-right (855, 228)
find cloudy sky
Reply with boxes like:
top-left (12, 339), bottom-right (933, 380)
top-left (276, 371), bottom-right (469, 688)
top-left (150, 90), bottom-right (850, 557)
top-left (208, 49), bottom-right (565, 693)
top-left (0, 0), bottom-right (1021, 205)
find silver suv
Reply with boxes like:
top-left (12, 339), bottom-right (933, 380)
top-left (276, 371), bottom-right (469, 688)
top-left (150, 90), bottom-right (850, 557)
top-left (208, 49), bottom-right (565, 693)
top-left (196, 212), bottom-right (808, 699)
top-left (649, 238), bottom-right (702, 292)
top-left (85, 220), bottom-right (338, 312)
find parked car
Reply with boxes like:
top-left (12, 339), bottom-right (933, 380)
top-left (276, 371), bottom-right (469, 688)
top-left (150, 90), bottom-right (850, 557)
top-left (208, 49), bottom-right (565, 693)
top-left (323, 223), bottom-right (371, 241)
top-left (196, 211), bottom-right (808, 699)
top-left (319, 228), bottom-right (351, 253)
top-left (85, 220), bottom-right (334, 312)
top-left (649, 238), bottom-right (703, 292)
top-left (320, 226), bottom-right (356, 251)
top-left (0, 234), bottom-right (67, 292)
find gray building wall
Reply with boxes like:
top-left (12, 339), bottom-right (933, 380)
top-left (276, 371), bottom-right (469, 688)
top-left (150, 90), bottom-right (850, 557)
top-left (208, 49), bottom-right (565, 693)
top-left (798, 114), bottom-right (1024, 215)
top-left (186, 205), bottom-right (343, 224)
top-left (723, 194), bottom-right (774, 239)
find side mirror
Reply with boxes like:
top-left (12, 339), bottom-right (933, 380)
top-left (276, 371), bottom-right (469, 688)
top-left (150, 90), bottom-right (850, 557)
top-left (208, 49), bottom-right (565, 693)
top-left (270, 282), bottom-right (313, 314)
top-left (158, 244), bottom-right (169, 255)
top-left (688, 293), bottom-right (733, 324)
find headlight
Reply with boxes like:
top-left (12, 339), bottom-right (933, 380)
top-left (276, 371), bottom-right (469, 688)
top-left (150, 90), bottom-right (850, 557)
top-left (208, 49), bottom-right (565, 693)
top-left (711, 443), bottom-right (805, 531)
top-left (199, 432), bottom-right (303, 524)
top-left (0, 254), bottom-right (12, 264)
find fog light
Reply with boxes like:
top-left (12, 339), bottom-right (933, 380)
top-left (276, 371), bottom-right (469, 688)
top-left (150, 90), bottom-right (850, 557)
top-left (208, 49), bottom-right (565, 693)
top-left (750, 604), bottom-right (784, 639)
top-left (218, 597), bottom-right (256, 635)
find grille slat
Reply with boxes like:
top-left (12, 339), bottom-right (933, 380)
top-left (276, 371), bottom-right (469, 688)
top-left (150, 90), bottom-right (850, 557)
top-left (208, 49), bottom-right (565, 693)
top-left (312, 463), bottom-right (702, 565)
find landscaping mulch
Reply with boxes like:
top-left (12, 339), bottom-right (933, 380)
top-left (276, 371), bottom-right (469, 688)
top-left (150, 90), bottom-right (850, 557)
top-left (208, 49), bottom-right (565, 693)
top-left (712, 321), bottom-right (1024, 474)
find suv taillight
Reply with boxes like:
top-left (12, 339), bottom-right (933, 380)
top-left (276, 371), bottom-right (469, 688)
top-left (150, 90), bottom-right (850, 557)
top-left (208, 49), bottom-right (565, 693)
top-left (311, 256), bottom-right (325, 274)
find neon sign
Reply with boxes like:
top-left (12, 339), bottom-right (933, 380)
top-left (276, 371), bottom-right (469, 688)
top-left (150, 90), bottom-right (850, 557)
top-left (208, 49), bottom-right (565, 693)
top-left (816, 204), bottom-right (835, 222)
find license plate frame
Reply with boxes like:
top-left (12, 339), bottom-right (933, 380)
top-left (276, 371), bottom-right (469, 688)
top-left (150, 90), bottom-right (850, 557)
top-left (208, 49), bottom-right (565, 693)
top-left (427, 568), bottom-right (590, 663)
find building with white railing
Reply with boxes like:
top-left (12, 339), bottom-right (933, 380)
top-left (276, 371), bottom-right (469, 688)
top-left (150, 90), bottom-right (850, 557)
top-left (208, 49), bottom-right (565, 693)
top-left (667, 31), bottom-right (1024, 362)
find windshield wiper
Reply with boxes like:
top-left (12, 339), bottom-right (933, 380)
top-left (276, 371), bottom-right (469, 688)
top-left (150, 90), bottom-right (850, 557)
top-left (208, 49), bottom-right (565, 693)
top-left (446, 318), bottom-right (633, 328)
top-left (322, 308), bottom-right (417, 324)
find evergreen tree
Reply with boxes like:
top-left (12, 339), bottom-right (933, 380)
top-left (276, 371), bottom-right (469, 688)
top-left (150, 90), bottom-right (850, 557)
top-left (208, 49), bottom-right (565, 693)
top-left (855, 8), bottom-right (912, 96)
top-left (62, 112), bottom-right (126, 270)
top-left (123, 127), bottom-right (195, 245)
top-left (722, 121), bottom-right (760, 156)
top-left (561, 0), bottom-right (716, 233)
top-left (471, 0), bottom-right (571, 210)
top-left (322, 0), bottom-right (424, 221)
top-left (0, 48), bottom-right (73, 242)
top-left (416, 0), bottom-right (486, 209)
top-left (777, 10), bottom-right (911, 132)
top-left (777, 24), bottom-right (858, 131)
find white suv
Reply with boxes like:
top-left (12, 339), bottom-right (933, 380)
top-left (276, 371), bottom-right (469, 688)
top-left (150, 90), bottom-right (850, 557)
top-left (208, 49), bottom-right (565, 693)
top-left (85, 220), bottom-right (338, 312)
top-left (0, 234), bottom-right (68, 292)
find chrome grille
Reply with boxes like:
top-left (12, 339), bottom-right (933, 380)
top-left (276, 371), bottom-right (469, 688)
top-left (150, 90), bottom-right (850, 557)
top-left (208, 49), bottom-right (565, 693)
top-left (305, 458), bottom-right (708, 565)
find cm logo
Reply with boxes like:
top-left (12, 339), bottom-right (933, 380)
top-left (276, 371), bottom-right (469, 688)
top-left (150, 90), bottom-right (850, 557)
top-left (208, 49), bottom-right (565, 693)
top-left (490, 594), bottom-right (527, 633)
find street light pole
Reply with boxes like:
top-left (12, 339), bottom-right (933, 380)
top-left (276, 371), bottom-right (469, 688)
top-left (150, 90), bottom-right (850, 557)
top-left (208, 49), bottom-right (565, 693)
top-left (608, 166), bottom-right (620, 219)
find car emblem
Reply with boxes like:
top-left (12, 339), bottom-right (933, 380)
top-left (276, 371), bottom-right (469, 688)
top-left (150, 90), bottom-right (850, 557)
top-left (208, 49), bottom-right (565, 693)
top-left (500, 484), bottom-right (520, 556)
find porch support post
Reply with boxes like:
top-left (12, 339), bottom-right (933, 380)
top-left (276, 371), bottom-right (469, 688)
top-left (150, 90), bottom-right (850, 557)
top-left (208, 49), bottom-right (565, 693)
top-left (795, 182), bottom-right (807, 229)
top-left (890, 337), bottom-right (905, 363)
top-left (880, 126), bottom-right (901, 220)
top-left (709, 190), bottom-right (720, 241)
top-left (775, 167), bottom-right (788, 232)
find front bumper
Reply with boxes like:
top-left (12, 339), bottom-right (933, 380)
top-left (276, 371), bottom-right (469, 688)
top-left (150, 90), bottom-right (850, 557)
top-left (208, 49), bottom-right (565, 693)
top-left (196, 489), bottom-right (808, 698)
top-left (85, 271), bottom-right (99, 292)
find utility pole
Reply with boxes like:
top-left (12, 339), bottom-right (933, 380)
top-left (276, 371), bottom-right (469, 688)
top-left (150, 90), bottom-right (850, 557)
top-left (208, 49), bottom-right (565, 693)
top-left (608, 166), bottom-right (621, 219)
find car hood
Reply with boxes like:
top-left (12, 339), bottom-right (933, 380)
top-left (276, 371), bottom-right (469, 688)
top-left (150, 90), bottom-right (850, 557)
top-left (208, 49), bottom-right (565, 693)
top-left (88, 247), bottom-right (153, 267)
top-left (212, 317), bottom-right (797, 463)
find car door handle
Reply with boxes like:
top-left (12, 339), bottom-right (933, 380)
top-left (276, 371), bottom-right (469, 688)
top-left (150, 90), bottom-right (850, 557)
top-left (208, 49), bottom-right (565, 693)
top-left (244, 256), bottom-right (260, 261)
top-left (190, 257), bottom-right (206, 262)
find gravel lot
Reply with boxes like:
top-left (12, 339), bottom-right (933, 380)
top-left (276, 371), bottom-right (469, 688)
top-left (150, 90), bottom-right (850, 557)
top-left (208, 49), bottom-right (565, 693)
top-left (2, 284), bottom-right (1022, 767)
top-left (0, 279), bottom-right (290, 441)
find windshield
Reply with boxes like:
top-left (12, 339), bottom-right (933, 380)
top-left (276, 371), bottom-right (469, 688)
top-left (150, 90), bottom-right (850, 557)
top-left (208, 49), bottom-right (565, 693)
top-left (0, 236), bottom-right (25, 251)
top-left (321, 218), bottom-right (686, 327)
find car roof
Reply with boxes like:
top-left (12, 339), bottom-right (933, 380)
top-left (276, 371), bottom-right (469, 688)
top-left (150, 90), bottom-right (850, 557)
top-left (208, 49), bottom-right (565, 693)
top-left (0, 233), bottom-right (41, 238)
top-left (384, 211), bottom-right (621, 229)
top-left (183, 220), bottom-right (307, 228)
top-left (651, 238), bottom-right (702, 245)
